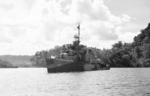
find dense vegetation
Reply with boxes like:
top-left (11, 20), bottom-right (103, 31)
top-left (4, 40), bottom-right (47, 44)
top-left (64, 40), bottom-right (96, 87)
top-left (0, 55), bottom-right (33, 67)
top-left (30, 23), bottom-right (150, 67)
top-left (0, 59), bottom-right (15, 68)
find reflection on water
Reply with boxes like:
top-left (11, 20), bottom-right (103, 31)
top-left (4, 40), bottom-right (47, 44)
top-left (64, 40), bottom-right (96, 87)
top-left (0, 68), bottom-right (150, 96)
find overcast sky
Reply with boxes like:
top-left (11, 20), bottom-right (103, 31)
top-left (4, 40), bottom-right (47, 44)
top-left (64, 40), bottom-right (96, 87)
top-left (0, 0), bottom-right (150, 55)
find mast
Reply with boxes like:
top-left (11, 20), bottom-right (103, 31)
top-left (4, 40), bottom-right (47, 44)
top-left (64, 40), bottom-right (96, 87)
top-left (77, 23), bottom-right (80, 42)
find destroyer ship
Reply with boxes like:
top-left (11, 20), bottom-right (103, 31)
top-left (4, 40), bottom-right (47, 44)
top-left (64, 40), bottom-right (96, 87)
top-left (46, 24), bottom-right (110, 73)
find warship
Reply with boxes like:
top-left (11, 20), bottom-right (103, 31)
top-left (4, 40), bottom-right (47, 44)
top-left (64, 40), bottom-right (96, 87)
top-left (46, 24), bottom-right (110, 73)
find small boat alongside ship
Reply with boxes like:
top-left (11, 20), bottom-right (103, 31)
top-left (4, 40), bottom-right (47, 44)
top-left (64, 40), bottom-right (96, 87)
top-left (46, 24), bottom-right (110, 73)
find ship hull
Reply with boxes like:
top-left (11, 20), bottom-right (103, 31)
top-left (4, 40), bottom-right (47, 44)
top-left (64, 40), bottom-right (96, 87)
top-left (46, 58), bottom-right (110, 73)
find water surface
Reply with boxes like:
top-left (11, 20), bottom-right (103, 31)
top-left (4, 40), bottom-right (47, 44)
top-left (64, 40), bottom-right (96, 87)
top-left (0, 68), bottom-right (150, 96)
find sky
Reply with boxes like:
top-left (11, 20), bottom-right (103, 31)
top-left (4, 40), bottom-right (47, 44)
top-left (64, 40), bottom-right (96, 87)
top-left (0, 0), bottom-right (150, 55)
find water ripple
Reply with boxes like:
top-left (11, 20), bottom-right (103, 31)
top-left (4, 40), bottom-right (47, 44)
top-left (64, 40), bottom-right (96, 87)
top-left (0, 68), bottom-right (150, 96)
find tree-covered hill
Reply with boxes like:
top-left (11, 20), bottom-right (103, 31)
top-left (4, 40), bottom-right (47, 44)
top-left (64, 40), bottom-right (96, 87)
top-left (0, 59), bottom-right (14, 68)
top-left (0, 55), bottom-right (33, 67)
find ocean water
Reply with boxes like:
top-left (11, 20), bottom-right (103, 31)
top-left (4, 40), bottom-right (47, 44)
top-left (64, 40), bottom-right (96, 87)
top-left (0, 68), bottom-right (150, 96)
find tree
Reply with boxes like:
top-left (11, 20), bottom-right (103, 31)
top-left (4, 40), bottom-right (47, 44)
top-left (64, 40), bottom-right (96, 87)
top-left (112, 41), bottom-right (123, 49)
top-left (134, 46), bottom-right (143, 58)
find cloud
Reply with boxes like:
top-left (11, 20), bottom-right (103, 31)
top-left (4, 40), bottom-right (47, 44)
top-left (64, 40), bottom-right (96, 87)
top-left (122, 14), bottom-right (131, 23)
top-left (23, 0), bottom-right (36, 9)
top-left (0, 0), bottom-right (137, 55)
top-left (0, 3), bottom-right (13, 11)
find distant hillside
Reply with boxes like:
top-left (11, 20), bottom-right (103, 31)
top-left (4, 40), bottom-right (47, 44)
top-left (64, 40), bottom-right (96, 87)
top-left (0, 55), bottom-right (34, 67)
top-left (0, 59), bottom-right (13, 68)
